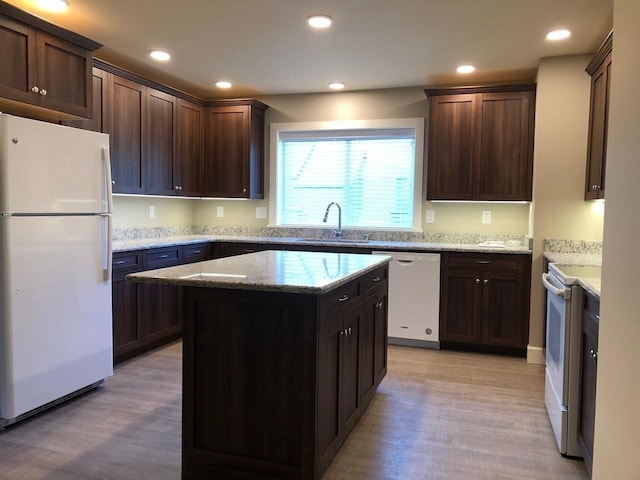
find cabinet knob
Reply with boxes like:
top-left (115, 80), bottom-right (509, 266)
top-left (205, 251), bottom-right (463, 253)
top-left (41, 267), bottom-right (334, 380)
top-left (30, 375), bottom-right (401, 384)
top-left (32, 86), bottom-right (39, 93)
top-left (347, 327), bottom-right (352, 336)
top-left (476, 278), bottom-right (480, 284)
top-left (39, 88), bottom-right (47, 96)
top-left (242, 188), bottom-right (247, 193)
top-left (483, 279), bottom-right (488, 285)
top-left (340, 329), bottom-right (346, 337)
top-left (376, 301), bottom-right (384, 309)
top-left (589, 349), bottom-right (598, 362)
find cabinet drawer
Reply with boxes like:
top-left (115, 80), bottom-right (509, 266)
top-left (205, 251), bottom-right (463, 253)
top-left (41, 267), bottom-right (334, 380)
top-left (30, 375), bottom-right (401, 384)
top-left (113, 252), bottom-right (141, 271)
top-left (144, 247), bottom-right (181, 269)
top-left (182, 243), bottom-right (210, 264)
top-left (319, 280), bottom-right (360, 318)
top-left (446, 254), bottom-right (523, 272)
top-left (361, 266), bottom-right (388, 293)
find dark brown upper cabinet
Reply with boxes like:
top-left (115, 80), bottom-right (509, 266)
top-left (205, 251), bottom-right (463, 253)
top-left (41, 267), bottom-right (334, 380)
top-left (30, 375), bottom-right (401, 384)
top-left (175, 99), bottom-right (205, 197)
top-left (585, 31), bottom-right (612, 201)
top-left (204, 99), bottom-right (268, 199)
top-left (144, 88), bottom-right (177, 196)
top-left (425, 85), bottom-right (536, 201)
top-left (0, 2), bottom-right (100, 120)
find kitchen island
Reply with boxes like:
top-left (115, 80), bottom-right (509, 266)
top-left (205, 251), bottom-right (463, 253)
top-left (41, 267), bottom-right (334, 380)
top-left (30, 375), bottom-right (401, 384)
top-left (128, 250), bottom-right (391, 480)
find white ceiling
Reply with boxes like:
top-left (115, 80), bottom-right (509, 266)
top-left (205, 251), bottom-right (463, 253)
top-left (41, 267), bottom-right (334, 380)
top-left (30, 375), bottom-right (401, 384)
top-left (7, 0), bottom-right (613, 99)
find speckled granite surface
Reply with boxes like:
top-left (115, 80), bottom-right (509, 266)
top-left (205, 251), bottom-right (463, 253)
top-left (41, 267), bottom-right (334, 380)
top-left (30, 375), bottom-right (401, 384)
top-left (127, 250), bottom-right (391, 294)
top-left (544, 239), bottom-right (603, 298)
top-left (113, 226), bottom-right (532, 254)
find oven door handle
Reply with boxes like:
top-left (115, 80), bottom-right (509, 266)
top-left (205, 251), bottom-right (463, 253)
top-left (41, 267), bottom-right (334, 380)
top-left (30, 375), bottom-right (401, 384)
top-left (542, 272), bottom-right (567, 297)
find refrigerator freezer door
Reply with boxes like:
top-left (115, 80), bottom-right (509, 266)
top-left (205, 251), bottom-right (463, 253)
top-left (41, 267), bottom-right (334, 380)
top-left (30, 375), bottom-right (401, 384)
top-left (0, 215), bottom-right (113, 420)
top-left (0, 114), bottom-right (111, 215)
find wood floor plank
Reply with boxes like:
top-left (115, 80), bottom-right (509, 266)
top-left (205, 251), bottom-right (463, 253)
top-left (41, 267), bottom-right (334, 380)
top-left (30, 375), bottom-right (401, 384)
top-left (0, 342), bottom-right (588, 479)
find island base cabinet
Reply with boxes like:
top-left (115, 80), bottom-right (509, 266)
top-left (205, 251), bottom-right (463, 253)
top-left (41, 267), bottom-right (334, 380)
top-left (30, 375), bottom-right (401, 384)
top-left (181, 266), bottom-right (389, 480)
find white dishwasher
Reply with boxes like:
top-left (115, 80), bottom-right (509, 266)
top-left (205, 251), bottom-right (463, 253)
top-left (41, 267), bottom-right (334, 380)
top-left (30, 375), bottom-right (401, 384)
top-left (372, 251), bottom-right (441, 348)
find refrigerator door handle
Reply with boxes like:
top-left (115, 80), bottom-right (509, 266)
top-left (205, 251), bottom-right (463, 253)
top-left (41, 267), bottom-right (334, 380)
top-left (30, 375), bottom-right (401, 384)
top-left (100, 213), bottom-right (112, 282)
top-left (102, 147), bottom-right (113, 214)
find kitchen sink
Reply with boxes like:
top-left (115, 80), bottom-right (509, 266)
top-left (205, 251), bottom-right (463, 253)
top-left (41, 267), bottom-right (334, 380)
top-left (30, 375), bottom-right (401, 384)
top-left (293, 238), bottom-right (369, 244)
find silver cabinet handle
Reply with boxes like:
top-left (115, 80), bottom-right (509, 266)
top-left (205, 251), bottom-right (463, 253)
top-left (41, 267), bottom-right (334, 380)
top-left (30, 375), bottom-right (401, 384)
top-left (483, 279), bottom-right (488, 285)
top-left (113, 260), bottom-right (125, 265)
top-left (338, 294), bottom-right (349, 302)
top-left (476, 278), bottom-right (480, 284)
top-left (372, 276), bottom-right (381, 282)
top-left (39, 88), bottom-right (47, 96)
top-left (191, 250), bottom-right (201, 255)
top-left (590, 349), bottom-right (598, 362)
top-left (595, 314), bottom-right (600, 320)
top-left (158, 254), bottom-right (169, 259)
top-left (32, 86), bottom-right (40, 93)
top-left (476, 260), bottom-right (490, 264)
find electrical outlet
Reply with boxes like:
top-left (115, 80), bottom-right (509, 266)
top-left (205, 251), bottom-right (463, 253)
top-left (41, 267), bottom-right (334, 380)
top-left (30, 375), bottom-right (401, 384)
top-left (256, 207), bottom-right (267, 219)
top-left (149, 205), bottom-right (155, 218)
top-left (425, 210), bottom-right (435, 223)
top-left (482, 210), bottom-right (492, 224)
top-left (216, 206), bottom-right (224, 218)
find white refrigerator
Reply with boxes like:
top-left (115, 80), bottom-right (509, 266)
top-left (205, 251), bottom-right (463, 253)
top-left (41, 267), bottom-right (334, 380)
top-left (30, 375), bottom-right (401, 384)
top-left (0, 113), bottom-right (113, 427)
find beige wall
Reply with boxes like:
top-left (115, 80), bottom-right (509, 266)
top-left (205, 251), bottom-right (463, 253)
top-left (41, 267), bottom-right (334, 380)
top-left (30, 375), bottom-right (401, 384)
top-left (593, 0), bottom-right (640, 477)
top-left (113, 196), bottom-right (195, 229)
top-left (528, 55), bottom-right (605, 350)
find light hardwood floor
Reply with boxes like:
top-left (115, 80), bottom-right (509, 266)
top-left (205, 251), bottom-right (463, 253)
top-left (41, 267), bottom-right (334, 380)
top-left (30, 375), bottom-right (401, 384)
top-left (0, 342), bottom-right (588, 480)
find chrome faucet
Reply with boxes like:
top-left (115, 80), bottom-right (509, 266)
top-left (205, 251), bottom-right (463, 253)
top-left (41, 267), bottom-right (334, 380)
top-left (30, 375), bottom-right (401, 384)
top-left (323, 202), bottom-right (342, 239)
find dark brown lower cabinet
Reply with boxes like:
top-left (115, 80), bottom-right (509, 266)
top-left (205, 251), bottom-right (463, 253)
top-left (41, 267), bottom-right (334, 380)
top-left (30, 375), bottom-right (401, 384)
top-left (579, 292), bottom-right (599, 476)
top-left (112, 243), bottom-right (211, 363)
top-left (439, 253), bottom-right (531, 355)
top-left (182, 265), bottom-right (388, 480)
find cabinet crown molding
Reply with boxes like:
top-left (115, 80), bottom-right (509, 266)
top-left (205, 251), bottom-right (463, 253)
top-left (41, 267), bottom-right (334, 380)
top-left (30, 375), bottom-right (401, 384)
top-left (424, 83), bottom-right (536, 97)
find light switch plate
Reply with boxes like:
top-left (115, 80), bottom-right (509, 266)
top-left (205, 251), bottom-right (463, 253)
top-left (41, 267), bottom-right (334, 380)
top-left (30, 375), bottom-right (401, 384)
top-left (425, 210), bottom-right (435, 223)
top-left (482, 210), bottom-right (492, 224)
top-left (256, 207), bottom-right (267, 219)
top-left (217, 206), bottom-right (224, 218)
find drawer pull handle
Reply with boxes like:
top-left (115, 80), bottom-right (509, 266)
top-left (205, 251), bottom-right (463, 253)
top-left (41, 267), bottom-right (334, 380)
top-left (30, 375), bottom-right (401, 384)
top-left (372, 276), bottom-right (381, 282)
top-left (191, 250), bottom-right (201, 254)
top-left (113, 260), bottom-right (125, 265)
top-left (158, 254), bottom-right (169, 259)
top-left (338, 295), bottom-right (349, 302)
top-left (400, 325), bottom-right (409, 329)
top-left (476, 260), bottom-right (490, 264)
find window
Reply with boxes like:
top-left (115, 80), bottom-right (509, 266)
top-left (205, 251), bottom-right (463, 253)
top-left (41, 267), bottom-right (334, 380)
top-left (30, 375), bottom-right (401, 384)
top-left (270, 119), bottom-right (424, 230)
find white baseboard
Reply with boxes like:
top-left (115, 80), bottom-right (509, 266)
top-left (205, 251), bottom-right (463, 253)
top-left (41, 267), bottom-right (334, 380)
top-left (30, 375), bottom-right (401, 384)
top-left (527, 345), bottom-right (545, 365)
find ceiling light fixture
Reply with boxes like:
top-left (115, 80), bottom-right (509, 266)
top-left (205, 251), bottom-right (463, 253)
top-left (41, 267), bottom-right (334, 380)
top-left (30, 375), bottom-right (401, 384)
top-left (328, 82), bottom-right (345, 90)
top-left (456, 65), bottom-right (476, 74)
top-left (36, 0), bottom-right (69, 13)
top-left (216, 81), bottom-right (232, 89)
top-left (308, 14), bottom-right (332, 29)
top-left (546, 29), bottom-right (571, 41)
top-left (149, 50), bottom-right (171, 61)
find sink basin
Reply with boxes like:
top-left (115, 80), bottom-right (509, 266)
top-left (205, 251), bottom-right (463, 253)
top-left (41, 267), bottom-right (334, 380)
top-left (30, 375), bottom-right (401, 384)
top-left (293, 238), bottom-right (369, 244)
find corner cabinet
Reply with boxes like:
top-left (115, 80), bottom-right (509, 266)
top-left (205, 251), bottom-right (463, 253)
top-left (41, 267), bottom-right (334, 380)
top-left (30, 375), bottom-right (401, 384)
top-left (439, 252), bottom-right (531, 355)
top-left (425, 85), bottom-right (536, 201)
top-left (585, 31), bottom-right (612, 200)
top-left (578, 291), bottom-right (599, 475)
top-left (203, 99), bottom-right (268, 198)
top-left (0, 2), bottom-right (100, 120)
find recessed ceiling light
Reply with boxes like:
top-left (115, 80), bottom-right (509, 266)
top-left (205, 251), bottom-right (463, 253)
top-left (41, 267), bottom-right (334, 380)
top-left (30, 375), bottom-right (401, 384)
top-left (149, 50), bottom-right (171, 61)
top-left (308, 14), bottom-right (332, 29)
top-left (216, 81), bottom-right (232, 89)
top-left (456, 65), bottom-right (476, 74)
top-left (329, 82), bottom-right (345, 90)
top-left (36, 0), bottom-right (69, 12)
top-left (546, 29), bottom-right (571, 41)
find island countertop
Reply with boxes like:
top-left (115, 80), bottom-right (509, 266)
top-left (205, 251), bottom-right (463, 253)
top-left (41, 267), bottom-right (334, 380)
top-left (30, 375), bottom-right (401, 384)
top-left (126, 249), bottom-right (391, 294)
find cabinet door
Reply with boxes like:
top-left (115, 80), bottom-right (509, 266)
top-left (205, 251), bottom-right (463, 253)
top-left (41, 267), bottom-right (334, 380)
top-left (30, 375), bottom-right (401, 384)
top-left (176, 99), bottom-right (204, 196)
top-left (204, 105), bottom-right (249, 197)
top-left (579, 295), bottom-right (599, 474)
top-left (360, 289), bottom-right (387, 409)
top-left (480, 271), bottom-right (526, 348)
top-left (475, 92), bottom-right (534, 201)
top-left (0, 16), bottom-right (35, 104)
top-left (427, 94), bottom-right (475, 200)
top-left (139, 283), bottom-right (181, 344)
top-left (440, 269), bottom-right (481, 344)
top-left (585, 53), bottom-right (611, 200)
top-left (145, 88), bottom-right (177, 195)
top-left (110, 75), bottom-right (145, 193)
top-left (112, 252), bottom-right (142, 361)
top-left (61, 67), bottom-right (110, 132)
top-left (340, 307), bottom-right (361, 434)
top-left (35, 31), bottom-right (92, 117)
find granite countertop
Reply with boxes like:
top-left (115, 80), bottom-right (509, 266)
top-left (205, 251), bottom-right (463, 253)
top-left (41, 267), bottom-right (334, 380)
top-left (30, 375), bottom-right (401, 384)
top-left (544, 251), bottom-right (602, 299)
top-left (113, 234), bottom-right (532, 255)
top-left (127, 250), bottom-right (391, 294)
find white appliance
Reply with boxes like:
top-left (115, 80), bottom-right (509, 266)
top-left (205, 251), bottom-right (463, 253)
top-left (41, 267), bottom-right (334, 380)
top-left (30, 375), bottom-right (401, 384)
top-left (542, 263), bottom-right (591, 457)
top-left (372, 251), bottom-right (440, 348)
top-left (0, 113), bottom-right (113, 428)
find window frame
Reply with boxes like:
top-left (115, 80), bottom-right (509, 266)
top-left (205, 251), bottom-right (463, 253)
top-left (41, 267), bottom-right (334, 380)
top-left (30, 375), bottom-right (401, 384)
top-left (269, 118), bottom-right (424, 231)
